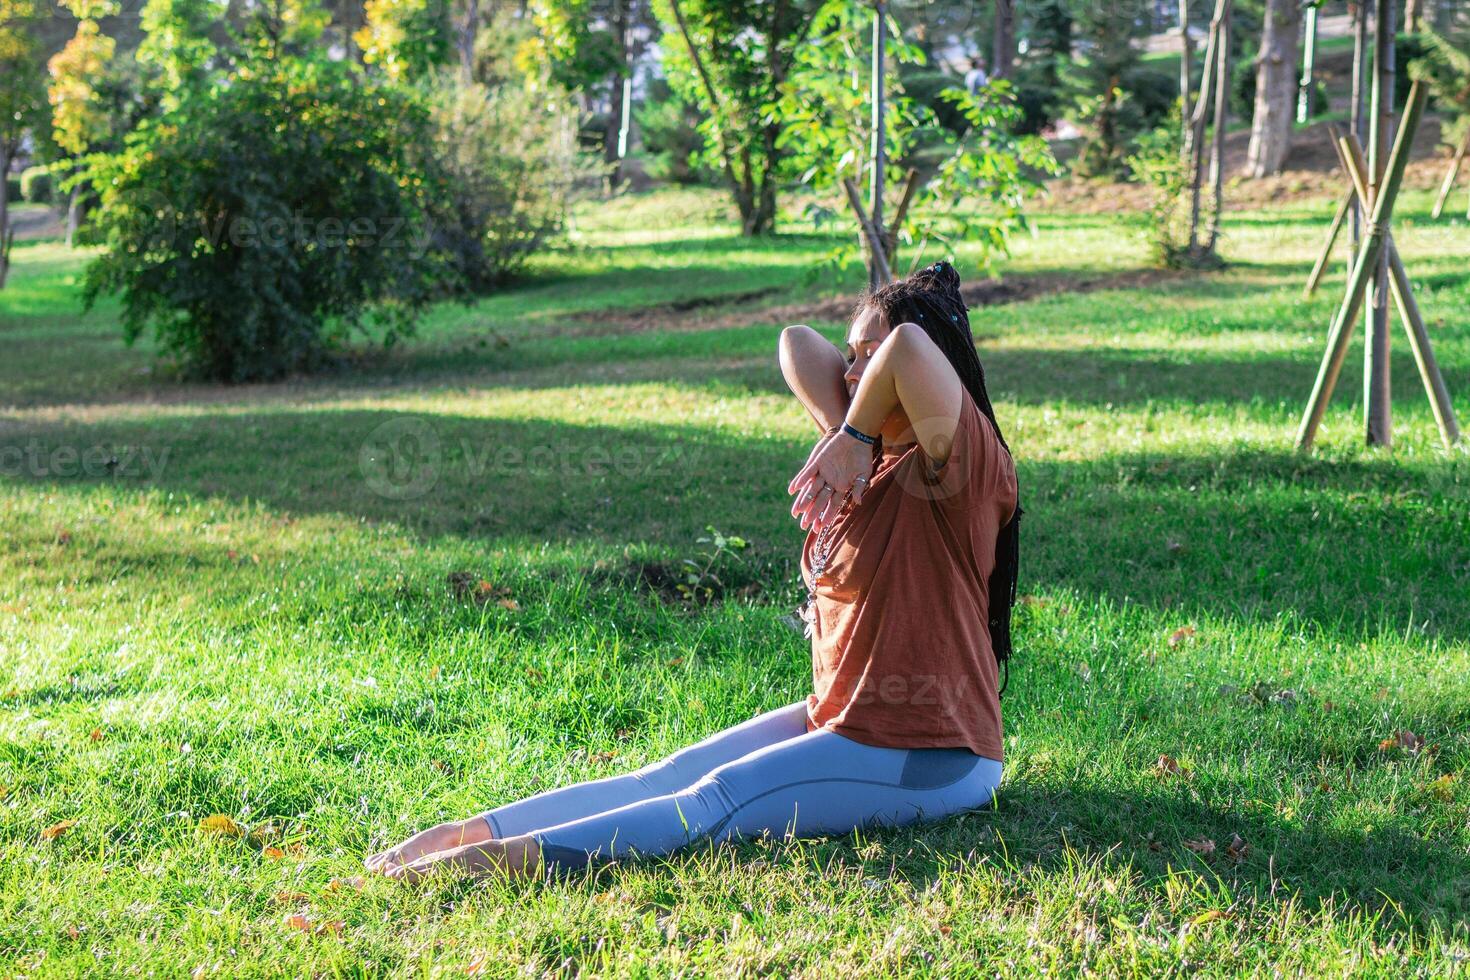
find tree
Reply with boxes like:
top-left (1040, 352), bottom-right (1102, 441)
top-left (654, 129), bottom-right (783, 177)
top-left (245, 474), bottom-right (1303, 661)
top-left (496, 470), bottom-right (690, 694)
top-left (776, 0), bottom-right (1055, 280)
top-left (654, 0), bottom-right (822, 235)
top-left (47, 0), bottom-right (121, 245)
top-left (527, 0), bottom-right (658, 188)
top-left (991, 0), bottom-right (1014, 81)
top-left (135, 0), bottom-right (218, 101)
top-left (0, 0), bottom-right (47, 288)
top-left (425, 68), bottom-right (597, 291)
top-left (356, 0), bottom-right (454, 81)
top-left (82, 52), bottom-right (444, 381)
top-left (1244, 0), bottom-right (1301, 176)
top-left (1064, 0), bottom-right (1149, 176)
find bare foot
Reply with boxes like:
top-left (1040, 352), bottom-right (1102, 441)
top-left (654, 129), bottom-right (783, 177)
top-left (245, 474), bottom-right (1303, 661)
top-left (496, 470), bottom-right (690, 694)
top-left (384, 834), bottom-right (542, 883)
top-left (366, 817), bottom-right (493, 874)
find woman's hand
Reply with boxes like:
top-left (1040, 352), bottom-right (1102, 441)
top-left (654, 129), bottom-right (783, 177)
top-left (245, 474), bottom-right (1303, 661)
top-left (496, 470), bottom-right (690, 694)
top-left (788, 429), bottom-right (874, 532)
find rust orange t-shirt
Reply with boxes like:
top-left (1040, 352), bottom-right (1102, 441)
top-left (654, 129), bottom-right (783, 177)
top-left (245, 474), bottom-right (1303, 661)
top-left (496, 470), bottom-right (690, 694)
top-left (800, 386), bottom-right (1017, 762)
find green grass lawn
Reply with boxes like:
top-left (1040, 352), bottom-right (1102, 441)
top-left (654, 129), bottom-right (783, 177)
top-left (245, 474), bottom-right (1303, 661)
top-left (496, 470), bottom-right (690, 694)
top-left (2, 184), bottom-right (1469, 975)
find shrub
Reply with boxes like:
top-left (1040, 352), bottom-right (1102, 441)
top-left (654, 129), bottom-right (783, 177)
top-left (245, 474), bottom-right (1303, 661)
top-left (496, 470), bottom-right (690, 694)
top-left (1126, 112), bottom-right (1191, 268)
top-left (1232, 59), bottom-right (1330, 120)
top-left (635, 77), bottom-right (715, 184)
top-left (424, 75), bottom-right (595, 292)
top-left (20, 166), bottom-right (51, 203)
top-left (5, 176), bottom-right (20, 203)
top-left (1123, 66), bottom-right (1180, 131)
top-left (82, 58), bottom-right (443, 382)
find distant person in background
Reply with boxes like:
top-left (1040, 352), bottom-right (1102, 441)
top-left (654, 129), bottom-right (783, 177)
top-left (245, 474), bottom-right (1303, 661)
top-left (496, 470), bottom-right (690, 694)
top-left (964, 56), bottom-right (989, 96)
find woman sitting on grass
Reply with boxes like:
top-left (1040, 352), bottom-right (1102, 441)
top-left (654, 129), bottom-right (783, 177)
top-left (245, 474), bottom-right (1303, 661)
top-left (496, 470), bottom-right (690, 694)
top-left (366, 260), bottom-right (1021, 882)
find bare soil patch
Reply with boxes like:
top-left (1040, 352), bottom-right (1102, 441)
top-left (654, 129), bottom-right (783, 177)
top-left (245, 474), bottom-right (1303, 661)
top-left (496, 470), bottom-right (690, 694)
top-left (560, 267), bottom-right (1192, 338)
top-left (1046, 115), bottom-right (1458, 213)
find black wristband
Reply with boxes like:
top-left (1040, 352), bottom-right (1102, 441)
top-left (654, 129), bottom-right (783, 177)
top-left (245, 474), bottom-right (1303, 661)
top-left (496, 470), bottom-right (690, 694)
top-left (842, 422), bottom-right (878, 446)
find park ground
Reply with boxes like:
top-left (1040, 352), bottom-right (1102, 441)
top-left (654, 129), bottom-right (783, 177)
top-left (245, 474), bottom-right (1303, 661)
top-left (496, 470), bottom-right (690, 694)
top-left (1, 175), bottom-right (1469, 975)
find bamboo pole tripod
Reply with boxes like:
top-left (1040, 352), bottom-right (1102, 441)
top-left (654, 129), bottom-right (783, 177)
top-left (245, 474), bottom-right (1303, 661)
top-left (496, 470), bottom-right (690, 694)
top-left (1296, 0), bottom-right (1460, 451)
top-left (1297, 79), bottom-right (1462, 450)
top-left (1431, 128), bottom-right (1470, 220)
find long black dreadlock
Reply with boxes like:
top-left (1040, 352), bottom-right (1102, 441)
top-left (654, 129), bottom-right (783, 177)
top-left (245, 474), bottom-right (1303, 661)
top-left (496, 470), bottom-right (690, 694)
top-left (857, 260), bottom-right (1022, 694)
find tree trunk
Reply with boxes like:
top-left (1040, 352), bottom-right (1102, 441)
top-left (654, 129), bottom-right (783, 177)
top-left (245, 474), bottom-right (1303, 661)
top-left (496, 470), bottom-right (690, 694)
top-left (605, 0), bottom-right (629, 189)
top-left (1364, 0), bottom-right (1395, 446)
top-left (67, 182), bottom-right (83, 248)
top-left (0, 147), bottom-right (11, 290)
top-left (992, 0), bottom-right (1015, 81)
top-left (1245, 0), bottom-right (1301, 177)
top-left (457, 0), bottom-right (480, 83)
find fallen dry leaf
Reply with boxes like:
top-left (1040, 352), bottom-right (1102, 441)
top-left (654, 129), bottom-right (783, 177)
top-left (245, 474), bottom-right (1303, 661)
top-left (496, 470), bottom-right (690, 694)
top-left (88, 728), bottom-right (103, 742)
top-left (271, 891), bottom-right (309, 905)
top-left (262, 847), bottom-right (285, 861)
top-left (1183, 837), bottom-right (1216, 857)
top-left (465, 954), bottom-right (488, 975)
top-left (496, 597), bottom-right (519, 611)
top-left (428, 665), bottom-right (441, 681)
top-left (1225, 834), bottom-right (1249, 862)
top-left (197, 814), bottom-right (245, 837)
top-left (1191, 909), bottom-right (1228, 926)
top-left (1168, 625), bottom-right (1197, 647)
top-left (1379, 730), bottom-right (1425, 754)
top-left (249, 824), bottom-right (281, 844)
top-left (1153, 754), bottom-right (1193, 780)
top-left (41, 819), bottom-right (77, 841)
top-left (325, 876), bottom-right (365, 893)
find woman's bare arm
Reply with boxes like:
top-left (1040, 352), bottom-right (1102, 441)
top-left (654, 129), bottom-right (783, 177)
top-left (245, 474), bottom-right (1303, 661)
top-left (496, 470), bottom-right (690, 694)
top-left (778, 325), bottom-right (850, 434)
top-left (845, 322), bottom-right (962, 466)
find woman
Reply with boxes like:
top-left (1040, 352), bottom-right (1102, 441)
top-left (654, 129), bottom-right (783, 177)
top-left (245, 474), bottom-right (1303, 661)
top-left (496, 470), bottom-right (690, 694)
top-left (366, 261), bottom-right (1020, 882)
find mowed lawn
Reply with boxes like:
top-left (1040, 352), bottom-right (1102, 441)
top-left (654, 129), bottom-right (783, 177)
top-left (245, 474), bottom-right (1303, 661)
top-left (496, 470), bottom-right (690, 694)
top-left (2, 185), bottom-right (1469, 976)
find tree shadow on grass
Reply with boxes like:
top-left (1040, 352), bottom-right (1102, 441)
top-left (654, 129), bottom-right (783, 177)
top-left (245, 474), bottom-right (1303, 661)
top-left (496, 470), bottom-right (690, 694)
top-left (1, 408), bottom-right (1467, 642)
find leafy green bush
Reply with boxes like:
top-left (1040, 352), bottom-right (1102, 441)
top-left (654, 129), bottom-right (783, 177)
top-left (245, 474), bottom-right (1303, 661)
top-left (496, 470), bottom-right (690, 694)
top-left (634, 76), bottom-right (714, 185)
top-left (4, 176), bottom-right (20, 203)
top-left (20, 166), bottom-right (51, 204)
top-left (82, 58), bottom-right (443, 382)
top-left (424, 75), bottom-right (594, 292)
top-left (1126, 112), bottom-right (1191, 268)
top-left (1123, 66), bottom-right (1180, 131)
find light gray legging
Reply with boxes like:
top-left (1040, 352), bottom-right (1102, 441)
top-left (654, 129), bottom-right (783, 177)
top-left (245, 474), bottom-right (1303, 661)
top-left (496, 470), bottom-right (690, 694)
top-left (479, 700), bottom-right (1002, 874)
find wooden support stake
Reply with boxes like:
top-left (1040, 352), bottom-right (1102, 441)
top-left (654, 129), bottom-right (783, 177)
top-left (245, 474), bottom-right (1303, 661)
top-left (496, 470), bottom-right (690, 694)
top-left (1296, 81), bottom-right (1427, 451)
top-left (881, 167), bottom-right (919, 269)
top-left (843, 177), bottom-right (892, 285)
top-left (1431, 129), bottom-right (1469, 220)
top-left (1387, 245), bottom-right (1461, 447)
top-left (1304, 190), bottom-right (1354, 299)
top-left (1338, 135), bottom-right (1463, 448)
top-left (1304, 127), bottom-right (1357, 299)
top-left (888, 167), bottom-right (919, 239)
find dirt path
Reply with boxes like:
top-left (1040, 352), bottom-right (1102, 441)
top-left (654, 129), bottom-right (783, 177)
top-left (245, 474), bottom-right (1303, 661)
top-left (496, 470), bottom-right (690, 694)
top-left (559, 267), bottom-right (1192, 338)
top-left (9, 206), bottom-right (64, 242)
